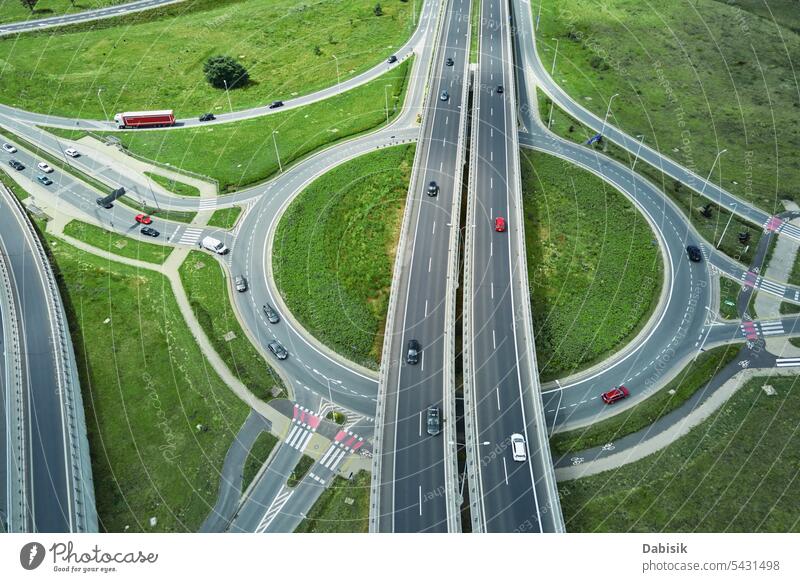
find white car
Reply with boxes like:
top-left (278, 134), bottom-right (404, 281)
top-left (64, 148), bottom-right (80, 158)
top-left (2, 142), bottom-right (17, 153)
top-left (37, 161), bottom-right (54, 173)
top-left (510, 433), bottom-right (526, 462)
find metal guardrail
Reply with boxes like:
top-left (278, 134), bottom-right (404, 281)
top-left (0, 184), bottom-right (98, 532)
top-left (369, 0), bottom-right (449, 532)
top-left (0, 247), bottom-right (28, 532)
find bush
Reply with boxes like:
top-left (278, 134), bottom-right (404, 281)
top-left (203, 55), bottom-right (249, 90)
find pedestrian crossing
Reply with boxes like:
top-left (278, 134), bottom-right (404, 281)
top-left (776, 357), bottom-right (800, 368)
top-left (255, 486), bottom-right (293, 533)
top-left (318, 444), bottom-right (349, 472)
top-left (177, 227), bottom-right (204, 246)
top-left (198, 199), bottom-right (217, 212)
top-left (759, 320), bottom-right (785, 336)
top-left (284, 405), bottom-right (321, 452)
top-left (740, 270), bottom-right (787, 299)
top-left (740, 319), bottom-right (785, 340)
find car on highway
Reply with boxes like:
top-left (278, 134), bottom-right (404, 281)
top-left (37, 161), bottom-right (54, 173)
top-left (426, 406), bottom-right (441, 436)
top-left (64, 148), bottom-right (80, 158)
top-left (199, 113), bottom-right (215, 122)
top-left (140, 226), bottom-right (160, 237)
top-left (95, 197), bottom-right (113, 209)
top-left (686, 245), bottom-right (702, 262)
top-left (268, 340), bottom-right (288, 360)
top-left (406, 339), bottom-right (420, 365)
top-left (439, 90), bottom-right (449, 101)
top-left (387, 55), bottom-right (398, 64)
top-left (135, 214), bottom-right (152, 225)
top-left (601, 385), bottom-right (630, 404)
top-left (269, 101), bottom-right (284, 109)
top-left (2, 142), bottom-right (17, 153)
top-left (263, 304), bottom-right (280, 324)
top-left (495, 216), bottom-right (506, 232)
top-left (8, 159), bottom-right (24, 171)
top-left (445, 57), bottom-right (454, 66)
top-left (427, 180), bottom-right (439, 196)
top-left (496, 85), bottom-right (504, 94)
top-left (36, 175), bottom-right (53, 186)
top-left (510, 433), bottom-right (526, 462)
top-left (234, 275), bottom-right (247, 292)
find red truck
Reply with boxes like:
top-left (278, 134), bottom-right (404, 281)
top-left (113, 110), bottom-right (175, 129)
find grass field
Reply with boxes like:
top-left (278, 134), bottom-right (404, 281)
top-left (560, 374), bottom-right (800, 532)
top-left (469, 0), bottom-right (481, 64)
top-left (0, 0), bottom-right (123, 25)
top-left (145, 172), bottom-right (201, 197)
top-left (49, 59), bottom-right (411, 192)
top-left (273, 145), bottom-right (414, 369)
top-left (46, 236), bottom-right (249, 532)
top-left (207, 207), bottom-right (242, 229)
top-left (0, 168), bottom-right (29, 200)
top-left (719, 276), bottom-right (741, 319)
top-left (63, 219), bottom-right (173, 264)
top-left (241, 431), bottom-right (278, 493)
top-left (179, 250), bottom-right (285, 402)
top-left (295, 470), bottom-right (370, 532)
top-left (0, 0), bottom-right (418, 118)
top-left (711, 0), bottom-right (800, 33)
top-left (520, 149), bottom-right (663, 381)
top-left (287, 454), bottom-right (314, 488)
top-left (550, 345), bottom-right (740, 457)
top-left (538, 92), bottom-right (762, 264)
top-left (534, 0), bottom-right (800, 215)
top-left (779, 302), bottom-right (800, 315)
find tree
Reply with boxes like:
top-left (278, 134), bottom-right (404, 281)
top-left (20, 0), bottom-right (38, 12)
top-left (374, 3), bottom-right (383, 16)
top-left (203, 55), bottom-right (249, 90)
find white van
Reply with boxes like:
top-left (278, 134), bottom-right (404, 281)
top-left (201, 236), bottom-right (229, 255)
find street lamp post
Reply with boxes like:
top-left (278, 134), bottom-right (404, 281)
top-left (600, 92), bottom-right (619, 136)
top-left (97, 88), bottom-right (109, 122)
top-left (272, 130), bottom-right (282, 173)
top-left (332, 54), bottom-right (340, 86)
top-left (223, 79), bottom-right (233, 113)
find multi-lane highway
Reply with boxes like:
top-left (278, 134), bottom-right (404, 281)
top-left (372, 0), bottom-right (471, 533)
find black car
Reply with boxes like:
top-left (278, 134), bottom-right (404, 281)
top-left (686, 245), bottom-right (702, 262)
top-left (141, 226), bottom-right (160, 237)
top-left (269, 100), bottom-right (284, 109)
top-left (387, 55), bottom-right (398, 64)
top-left (426, 406), bottom-right (441, 436)
top-left (427, 180), bottom-right (439, 196)
top-left (95, 197), bottom-right (113, 209)
top-left (199, 113), bottom-right (215, 122)
top-left (406, 339), bottom-right (420, 365)
top-left (268, 340), bottom-right (288, 360)
top-left (263, 304), bottom-right (280, 324)
top-left (8, 159), bottom-right (24, 171)
top-left (440, 90), bottom-right (449, 101)
top-left (496, 85), bottom-right (504, 94)
top-left (445, 57), bottom-right (454, 66)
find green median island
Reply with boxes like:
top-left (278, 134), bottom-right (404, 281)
top-left (241, 431), bottom-right (279, 493)
top-left (521, 149), bottom-right (662, 381)
top-left (46, 237), bottom-right (249, 531)
top-left (63, 220), bottom-right (172, 265)
top-left (295, 470), bottom-right (371, 533)
top-left (1, 0), bottom-right (420, 118)
top-left (48, 58), bottom-right (412, 193)
top-left (560, 375), bottom-right (800, 532)
top-left (534, 0), bottom-right (800, 214)
top-left (273, 144), bottom-right (415, 370)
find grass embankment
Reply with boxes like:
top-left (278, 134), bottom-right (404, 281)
top-left (469, 0), bottom-right (481, 64)
top-left (287, 455), bottom-right (314, 488)
top-left (241, 431), bottom-right (278, 493)
top-left (145, 172), bottom-right (201, 197)
top-left (121, 199), bottom-right (197, 224)
top-left (0, 0), bottom-right (122, 25)
top-left (550, 345), bottom-right (741, 457)
top-left (520, 150), bottom-right (662, 381)
top-left (273, 145), bottom-right (414, 370)
top-left (0, 0), bottom-right (419, 118)
top-left (295, 470), bottom-right (370, 533)
top-left (207, 207), bottom-right (242, 229)
top-left (535, 0), bottom-right (800, 214)
top-left (48, 59), bottom-right (412, 192)
top-left (47, 237), bottom-right (249, 532)
top-left (539, 92), bottom-right (761, 264)
top-left (719, 276), bottom-right (740, 320)
top-left (63, 220), bottom-right (172, 265)
top-left (179, 250), bottom-right (285, 402)
top-left (0, 169), bottom-right (29, 201)
top-left (560, 375), bottom-right (800, 532)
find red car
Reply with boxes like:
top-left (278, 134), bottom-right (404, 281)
top-left (601, 385), bottom-right (630, 404)
top-left (495, 216), bottom-right (506, 232)
top-left (135, 214), bottom-right (152, 225)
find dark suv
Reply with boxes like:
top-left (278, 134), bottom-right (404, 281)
top-left (686, 245), bottom-right (702, 262)
top-left (263, 304), bottom-right (280, 324)
top-left (406, 339), bottom-right (420, 365)
top-left (268, 340), bottom-right (288, 360)
top-left (427, 181), bottom-right (439, 196)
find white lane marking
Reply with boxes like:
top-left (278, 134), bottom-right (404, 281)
top-left (503, 458), bottom-right (509, 485)
top-left (425, 300), bottom-right (428, 317)
top-left (428, 257), bottom-right (432, 272)
top-left (420, 351), bottom-right (425, 371)
top-left (491, 282), bottom-right (494, 299)
top-left (419, 411), bottom-right (423, 436)
top-left (492, 329), bottom-right (496, 349)
top-left (419, 486), bottom-right (423, 516)
top-left (496, 387), bottom-right (501, 410)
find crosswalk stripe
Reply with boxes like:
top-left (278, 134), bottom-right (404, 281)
top-left (297, 430), bottom-right (314, 452)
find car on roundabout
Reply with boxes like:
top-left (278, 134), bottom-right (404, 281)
top-left (686, 245), bottom-right (702, 262)
top-left (135, 214), bottom-right (152, 225)
top-left (268, 340), bottom-right (288, 360)
top-left (140, 226), bottom-right (160, 237)
top-left (263, 304), bottom-right (280, 324)
top-left (601, 385), bottom-right (630, 404)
